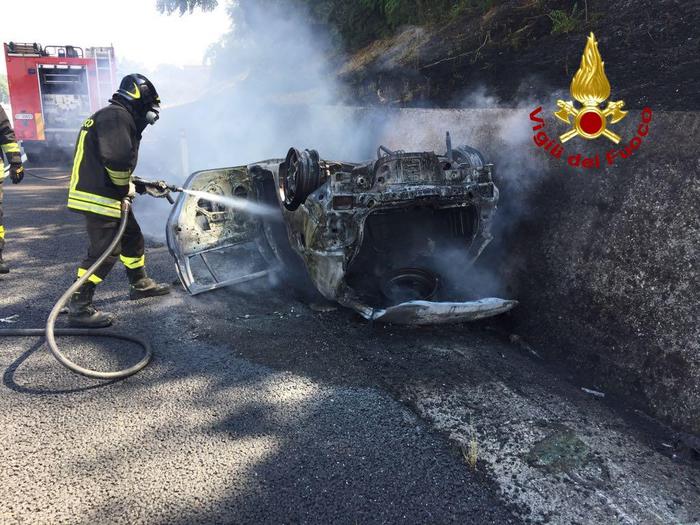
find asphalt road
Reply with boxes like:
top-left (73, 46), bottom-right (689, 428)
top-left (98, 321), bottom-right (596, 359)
top-left (1, 170), bottom-right (698, 525)
top-left (0, 172), bottom-right (519, 524)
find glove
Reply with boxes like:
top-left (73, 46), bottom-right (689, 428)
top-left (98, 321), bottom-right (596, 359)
top-left (127, 181), bottom-right (136, 199)
top-left (144, 180), bottom-right (170, 198)
top-left (132, 179), bottom-right (169, 198)
top-left (9, 164), bottom-right (24, 184)
top-left (7, 153), bottom-right (24, 184)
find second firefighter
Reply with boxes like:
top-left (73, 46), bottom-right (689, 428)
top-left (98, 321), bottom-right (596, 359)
top-left (0, 105), bottom-right (25, 274)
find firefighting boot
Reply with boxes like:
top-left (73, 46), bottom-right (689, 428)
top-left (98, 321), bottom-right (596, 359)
top-left (127, 267), bottom-right (171, 300)
top-left (68, 282), bottom-right (114, 328)
top-left (0, 251), bottom-right (9, 274)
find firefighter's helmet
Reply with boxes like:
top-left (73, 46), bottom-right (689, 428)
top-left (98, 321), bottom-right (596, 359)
top-left (114, 73), bottom-right (161, 124)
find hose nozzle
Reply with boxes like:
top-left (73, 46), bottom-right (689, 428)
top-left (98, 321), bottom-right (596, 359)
top-left (131, 176), bottom-right (183, 204)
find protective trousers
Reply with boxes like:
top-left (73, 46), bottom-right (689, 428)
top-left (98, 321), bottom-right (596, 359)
top-left (78, 210), bottom-right (145, 284)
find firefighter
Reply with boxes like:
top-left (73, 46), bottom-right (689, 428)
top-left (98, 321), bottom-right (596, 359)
top-left (67, 74), bottom-right (170, 328)
top-left (0, 105), bottom-right (25, 273)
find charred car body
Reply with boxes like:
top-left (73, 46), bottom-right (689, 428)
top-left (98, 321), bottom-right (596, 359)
top-left (166, 134), bottom-right (517, 324)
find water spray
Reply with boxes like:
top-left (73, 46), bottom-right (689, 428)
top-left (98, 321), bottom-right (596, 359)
top-left (182, 189), bottom-right (280, 218)
top-left (131, 178), bottom-right (279, 219)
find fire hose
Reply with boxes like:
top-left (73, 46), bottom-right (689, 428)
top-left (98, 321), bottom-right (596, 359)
top-left (0, 178), bottom-right (183, 380)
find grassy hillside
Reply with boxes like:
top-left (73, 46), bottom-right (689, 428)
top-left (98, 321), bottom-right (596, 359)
top-left (335, 0), bottom-right (699, 109)
top-left (221, 0), bottom-right (698, 109)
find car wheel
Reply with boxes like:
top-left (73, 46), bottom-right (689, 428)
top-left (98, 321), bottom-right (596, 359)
top-left (281, 147), bottom-right (322, 211)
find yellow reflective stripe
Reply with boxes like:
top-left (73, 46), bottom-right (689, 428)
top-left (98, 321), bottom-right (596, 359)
top-left (67, 127), bottom-right (125, 218)
top-left (106, 167), bottom-right (132, 187)
top-left (77, 267), bottom-right (103, 284)
top-left (70, 130), bottom-right (88, 192)
top-left (1, 142), bottom-right (20, 154)
top-left (67, 199), bottom-right (121, 218)
top-left (68, 190), bottom-right (121, 209)
top-left (120, 254), bottom-right (145, 269)
top-left (68, 198), bottom-right (121, 217)
top-left (0, 225), bottom-right (4, 239)
top-left (105, 167), bottom-right (131, 179)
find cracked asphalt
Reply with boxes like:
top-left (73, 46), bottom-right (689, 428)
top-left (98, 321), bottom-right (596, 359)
top-left (0, 171), bottom-right (519, 524)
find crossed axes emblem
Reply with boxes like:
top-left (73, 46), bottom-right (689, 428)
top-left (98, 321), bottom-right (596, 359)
top-left (554, 99), bottom-right (628, 144)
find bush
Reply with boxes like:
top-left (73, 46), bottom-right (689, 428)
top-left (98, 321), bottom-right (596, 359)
top-left (290, 0), bottom-right (498, 51)
top-left (548, 4), bottom-right (582, 34)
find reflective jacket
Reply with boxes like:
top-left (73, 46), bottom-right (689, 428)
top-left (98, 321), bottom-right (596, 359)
top-left (67, 100), bottom-right (141, 219)
top-left (0, 106), bottom-right (21, 167)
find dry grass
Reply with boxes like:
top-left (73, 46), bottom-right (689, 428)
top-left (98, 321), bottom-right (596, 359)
top-left (461, 413), bottom-right (479, 471)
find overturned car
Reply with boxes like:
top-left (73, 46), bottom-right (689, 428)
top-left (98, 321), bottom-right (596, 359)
top-left (166, 133), bottom-right (517, 324)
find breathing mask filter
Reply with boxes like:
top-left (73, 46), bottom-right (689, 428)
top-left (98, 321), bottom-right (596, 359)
top-left (146, 105), bottom-right (160, 125)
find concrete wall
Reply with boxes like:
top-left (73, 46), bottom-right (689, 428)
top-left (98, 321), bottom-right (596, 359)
top-left (375, 107), bottom-right (699, 435)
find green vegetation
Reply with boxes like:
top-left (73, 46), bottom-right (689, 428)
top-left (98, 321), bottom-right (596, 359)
top-left (160, 0), bottom-right (591, 54)
top-left (271, 0), bottom-right (502, 51)
top-left (548, 3), bottom-right (583, 34)
top-left (0, 74), bottom-right (8, 104)
top-left (159, 0), bottom-right (501, 50)
top-left (156, 0), bottom-right (218, 14)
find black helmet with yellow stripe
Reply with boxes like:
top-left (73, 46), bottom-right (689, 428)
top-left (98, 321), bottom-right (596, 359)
top-left (114, 73), bottom-right (161, 124)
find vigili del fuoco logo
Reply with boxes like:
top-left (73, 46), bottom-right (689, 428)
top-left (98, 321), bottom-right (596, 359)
top-left (529, 32), bottom-right (652, 170)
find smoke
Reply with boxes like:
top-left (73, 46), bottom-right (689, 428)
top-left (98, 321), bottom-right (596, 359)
top-left (130, 0), bottom-right (394, 238)
top-left (127, 0), bottom-right (557, 304)
top-left (359, 85), bottom-right (561, 299)
top-left (135, 1), bottom-right (388, 173)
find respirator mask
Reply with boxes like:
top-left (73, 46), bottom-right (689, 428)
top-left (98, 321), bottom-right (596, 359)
top-left (145, 104), bottom-right (160, 125)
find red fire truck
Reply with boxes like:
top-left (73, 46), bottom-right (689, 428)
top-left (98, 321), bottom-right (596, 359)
top-left (3, 42), bottom-right (116, 159)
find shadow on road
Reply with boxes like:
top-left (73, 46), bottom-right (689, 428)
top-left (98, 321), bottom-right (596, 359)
top-left (2, 338), bottom-right (121, 395)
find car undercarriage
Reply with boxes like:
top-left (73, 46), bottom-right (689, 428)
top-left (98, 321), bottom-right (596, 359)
top-left (166, 133), bottom-right (517, 324)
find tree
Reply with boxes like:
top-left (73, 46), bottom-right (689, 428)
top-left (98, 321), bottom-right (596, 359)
top-left (0, 74), bottom-right (8, 104)
top-left (156, 0), bottom-right (218, 15)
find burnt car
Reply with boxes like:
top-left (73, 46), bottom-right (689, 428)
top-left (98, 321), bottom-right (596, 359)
top-left (166, 133), bottom-right (517, 324)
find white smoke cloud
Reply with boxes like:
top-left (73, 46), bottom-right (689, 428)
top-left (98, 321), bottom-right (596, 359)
top-left (129, 1), bottom-right (395, 239)
top-left (128, 0), bottom-right (551, 307)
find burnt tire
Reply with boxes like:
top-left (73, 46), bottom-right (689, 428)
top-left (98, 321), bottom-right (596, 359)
top-left (281, 147), bottom-right (322, 211)
top-left (380, 267), bottom-right (439, 304)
